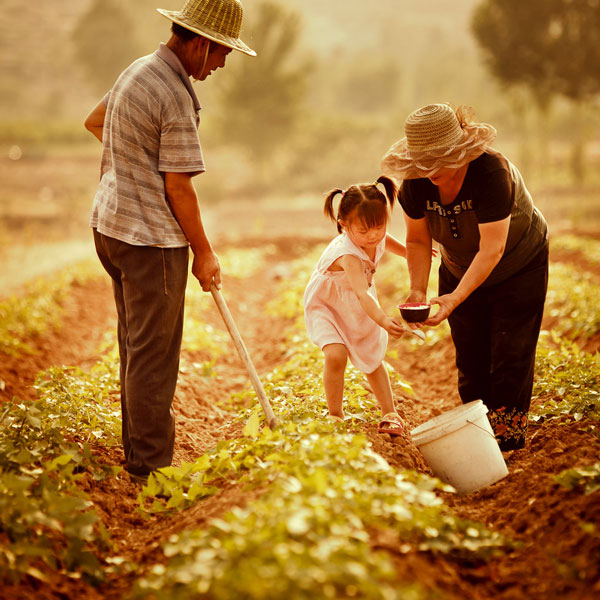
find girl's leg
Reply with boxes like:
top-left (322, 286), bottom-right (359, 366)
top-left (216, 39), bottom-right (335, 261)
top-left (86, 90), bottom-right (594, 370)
top-left (323, 344), bottom-right (347, 418)
top-left (365, 363), bottom-right (396, 416)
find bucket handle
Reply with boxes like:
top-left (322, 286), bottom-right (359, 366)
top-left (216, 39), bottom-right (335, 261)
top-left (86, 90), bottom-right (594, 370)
top-left (466, 419), bottom-right (497, 441)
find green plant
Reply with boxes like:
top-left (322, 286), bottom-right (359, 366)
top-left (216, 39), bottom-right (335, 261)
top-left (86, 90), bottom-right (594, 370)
top-left (134, 418), bottom-right (511, 599)
top-left (0, 351), bottom-right (122, 583)
top-left (133, 337), bottom-right (512, 599)
top-left (532, 331), bottom-right (600, 425)
top-left (0, 463), bottom-right (109, 583)
top-left (265, 248), bottom-right (322, 326)
top-left (552, 234), bottom-right (600, 266)
top-left (545, 263), bottom-right (600, 339)
top-left (32, 351), bottom-right (121, 445)
top-left (217, 245), bottom-right (277, 279)
top-left (554, 460), bottom-right (600, 495)
top-left (0, 261), bottom-right (100, 356)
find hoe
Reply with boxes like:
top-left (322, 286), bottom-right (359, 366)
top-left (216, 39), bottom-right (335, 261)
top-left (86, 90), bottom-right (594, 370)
top-left (210, 282), bottom-right (278, 429)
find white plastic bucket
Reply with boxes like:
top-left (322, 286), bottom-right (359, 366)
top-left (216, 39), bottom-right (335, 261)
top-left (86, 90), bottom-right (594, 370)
top-left (410, 400), bottom-right (508, 495)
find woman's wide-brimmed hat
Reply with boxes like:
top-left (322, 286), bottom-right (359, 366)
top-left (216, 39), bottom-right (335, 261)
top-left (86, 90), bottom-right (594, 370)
top-left (157, 0), bottom-right (256, 56)
top-left (381, 103), bottom-right (496, 180)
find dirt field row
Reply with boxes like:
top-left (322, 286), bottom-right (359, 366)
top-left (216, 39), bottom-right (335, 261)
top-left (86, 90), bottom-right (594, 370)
top-left (1, 236), bottom-right (599, 599)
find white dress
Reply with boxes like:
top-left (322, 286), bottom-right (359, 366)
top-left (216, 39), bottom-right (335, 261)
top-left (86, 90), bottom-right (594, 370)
top-left (303, 233), bottom-right (387, 374)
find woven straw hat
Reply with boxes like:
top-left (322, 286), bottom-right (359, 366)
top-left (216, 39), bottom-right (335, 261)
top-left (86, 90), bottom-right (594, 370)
top-left (381, 103), bottom-right (496, 180)
top-left (157, 0), bottom-right (256, 56)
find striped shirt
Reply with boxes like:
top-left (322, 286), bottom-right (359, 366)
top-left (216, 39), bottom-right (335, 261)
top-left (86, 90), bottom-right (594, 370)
top-left (90, 44), bottom-right (205, 247)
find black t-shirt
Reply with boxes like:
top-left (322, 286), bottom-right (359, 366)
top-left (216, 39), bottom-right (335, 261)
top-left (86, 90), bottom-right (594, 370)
top-left (399, 150), bottom-right (548, 285)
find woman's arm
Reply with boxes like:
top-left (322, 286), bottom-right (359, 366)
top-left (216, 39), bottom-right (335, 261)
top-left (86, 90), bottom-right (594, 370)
top-left (385, 233), bottom-right (406, 258)
top-left (84, 99), bottom-right (107, 143)
top-left (404, 214), bottom-right (433, 303)
top-left (426, 216), bottom-right (510, 325)
top-left (340, 254), bottom-right (405, 338)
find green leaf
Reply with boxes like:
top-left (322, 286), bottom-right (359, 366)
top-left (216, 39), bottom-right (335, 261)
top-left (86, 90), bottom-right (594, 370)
top-left (243, 410), bottom-right (261, 438)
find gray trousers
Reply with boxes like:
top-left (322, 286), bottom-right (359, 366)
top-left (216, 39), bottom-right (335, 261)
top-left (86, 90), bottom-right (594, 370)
top-left (93, 229), bottom-right (189, 476)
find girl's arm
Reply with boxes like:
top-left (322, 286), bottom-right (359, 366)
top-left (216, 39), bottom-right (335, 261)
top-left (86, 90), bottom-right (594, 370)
top-left (340, 254), bottom-right (405, 338)
top-left (426, 216), bottom-right (510, 326)
top-left (403, 214), bottom-right (433, 303)
top-left (385, 233), bottom-right (406, 257)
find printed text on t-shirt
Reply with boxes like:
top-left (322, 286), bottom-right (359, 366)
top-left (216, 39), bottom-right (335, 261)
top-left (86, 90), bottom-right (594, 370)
top-left (426, 199), bottom-right (473, 217)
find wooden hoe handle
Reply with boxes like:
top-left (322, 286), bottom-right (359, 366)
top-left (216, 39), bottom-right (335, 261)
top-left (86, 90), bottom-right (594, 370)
top-left (210, 282), bottom-right (278, 429)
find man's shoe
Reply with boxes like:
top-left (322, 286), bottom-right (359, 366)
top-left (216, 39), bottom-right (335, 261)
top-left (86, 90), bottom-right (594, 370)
top-left (128, 471), bottom-right (149, 486)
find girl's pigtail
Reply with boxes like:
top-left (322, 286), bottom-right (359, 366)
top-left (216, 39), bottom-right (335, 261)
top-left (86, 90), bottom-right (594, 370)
top-left (376, 175), bottom-right (397, 210)
top-left (324, 189), bottom-right (344, 233)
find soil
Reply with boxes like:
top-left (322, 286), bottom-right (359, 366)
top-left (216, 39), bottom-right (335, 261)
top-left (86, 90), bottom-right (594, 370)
top-left (1, 234), bottom-right (599, 600)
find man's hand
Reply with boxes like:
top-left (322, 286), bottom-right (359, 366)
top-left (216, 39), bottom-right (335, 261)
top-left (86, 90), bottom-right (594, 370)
top-left (164, 171), bottom-right (219, 292)
top-left (192, 249), bottom-right (221, 291)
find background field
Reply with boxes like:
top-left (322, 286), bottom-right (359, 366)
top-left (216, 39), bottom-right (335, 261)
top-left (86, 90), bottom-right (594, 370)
top-left (1, 0), bottom-right (599, 283)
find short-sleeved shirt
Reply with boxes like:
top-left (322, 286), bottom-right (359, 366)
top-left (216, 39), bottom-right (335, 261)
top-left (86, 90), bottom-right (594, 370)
top-left (90, 43), bottom-right (205, 247)
top-left (399, 150), bottom-right (548, 286)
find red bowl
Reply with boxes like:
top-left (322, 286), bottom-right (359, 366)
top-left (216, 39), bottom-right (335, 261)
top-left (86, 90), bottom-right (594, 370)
top-left (397, 302), bottom-right (431, 323)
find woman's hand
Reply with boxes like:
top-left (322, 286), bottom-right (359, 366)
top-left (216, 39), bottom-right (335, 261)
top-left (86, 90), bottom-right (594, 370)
top-left (425, 293), bottom-right (461, 326)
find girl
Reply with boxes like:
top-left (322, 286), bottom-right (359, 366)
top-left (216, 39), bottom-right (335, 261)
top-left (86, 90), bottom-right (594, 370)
top-left (304, 175), bottom-right (408, 435)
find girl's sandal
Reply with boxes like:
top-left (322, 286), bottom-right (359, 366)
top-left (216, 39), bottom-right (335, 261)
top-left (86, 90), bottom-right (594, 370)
top-left (327, 414), bottom-right (344, 423)
top-left (378, 413), bottom-right (405, 437)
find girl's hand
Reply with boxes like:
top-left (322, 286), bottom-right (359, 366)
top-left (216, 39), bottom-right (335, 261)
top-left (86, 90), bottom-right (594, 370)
top-left (382, 316), bottom-right (406, 338)
top-left (425, 293), bottom-right (460, 326)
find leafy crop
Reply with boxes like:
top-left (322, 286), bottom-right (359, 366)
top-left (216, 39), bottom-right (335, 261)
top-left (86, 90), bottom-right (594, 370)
top-left (181, 284), bottom-right (235, 368)
top-left (217, 245), bottom-right (278, 279)
top-left (0, 461), bottom-right (110, 583)
top-left (265, 248), bottom-right (322, 328)
top-left (135, 430), bottom-right (510, 598)
top-left (182, 319), bottom-right (229, 357)
top-left (545, 263), bottom-right (600, 339)
top-left (133, 339), bottom-right (512, 599)
top-left (0, 261), bottom-right (100, 356)
top-left (0, 351), bottom-right (122, 583)
top-left (552, 234), bottom-right (600, 266)
top-left (554, 460), bottom-right (600, 495)
top-left (532, 332), bottom-right (600, 426)
top-left (32, 347), bottom-right (121, 445)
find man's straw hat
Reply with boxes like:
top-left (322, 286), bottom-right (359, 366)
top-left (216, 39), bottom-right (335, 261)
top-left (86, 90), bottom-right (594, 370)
top-left (157, 0), bottom-right (256, 57)
top-left (381, 103), bottom-right (496, 180)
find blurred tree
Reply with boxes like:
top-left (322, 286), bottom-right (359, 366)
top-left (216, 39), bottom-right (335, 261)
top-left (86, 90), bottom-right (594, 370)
top-left (213, 1), bottom-right (311, 192)
top-left (72, 0), bottom-right (144, 96)
top-left (471, 0), bottom-right (600, 182)
top-left (337, 56), bottom-right (402, 115)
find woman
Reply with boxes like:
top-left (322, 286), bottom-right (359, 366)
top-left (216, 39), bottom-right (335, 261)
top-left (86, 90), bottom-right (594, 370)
top-left (381, 103), bottom-right (548, 451)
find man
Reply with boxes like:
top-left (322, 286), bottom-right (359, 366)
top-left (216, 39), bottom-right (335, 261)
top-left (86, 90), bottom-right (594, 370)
top-left (84, 0), bottom-right (255, 484)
